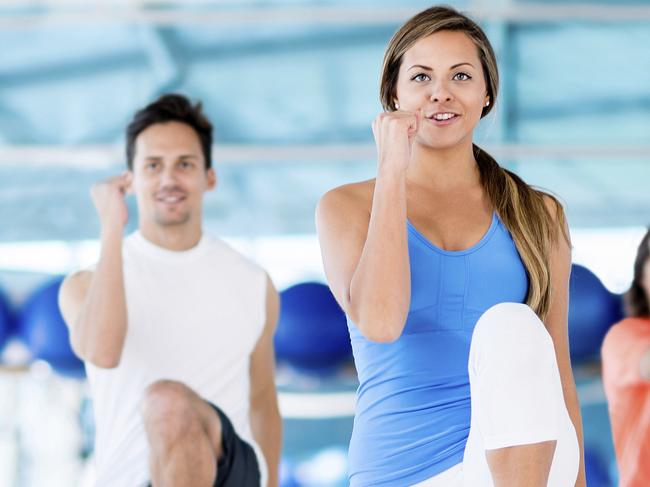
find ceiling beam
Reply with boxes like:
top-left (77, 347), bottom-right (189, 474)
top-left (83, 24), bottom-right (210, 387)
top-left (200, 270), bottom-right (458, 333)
top-left (2, 4), bottom-right (650, 28)
top-left (1, 143), bottom-right (649, 168)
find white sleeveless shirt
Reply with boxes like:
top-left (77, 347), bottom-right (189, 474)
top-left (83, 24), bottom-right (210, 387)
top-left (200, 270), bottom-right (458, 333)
top-left (85, 231), bottom-right (268, 487)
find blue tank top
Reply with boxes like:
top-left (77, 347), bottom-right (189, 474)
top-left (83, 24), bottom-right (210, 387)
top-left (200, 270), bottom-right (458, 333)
top-left (347, 212), bottom-right (529, 486)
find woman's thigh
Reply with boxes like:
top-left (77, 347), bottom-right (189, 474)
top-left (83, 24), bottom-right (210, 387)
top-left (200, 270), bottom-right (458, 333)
top-left (410, 463), bottom-right (463, 487)
top-left (461, 302), bottom-right (579, 486)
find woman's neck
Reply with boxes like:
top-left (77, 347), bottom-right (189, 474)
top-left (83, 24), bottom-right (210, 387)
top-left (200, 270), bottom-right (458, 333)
top-left (406, 139), bottom-right (481, 191)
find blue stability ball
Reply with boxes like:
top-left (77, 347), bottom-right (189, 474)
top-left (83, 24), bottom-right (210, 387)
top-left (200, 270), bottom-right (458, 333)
top-left (568, 264), bottom-right (623, 362)
top-left (279, 459), bottom-right (302, 487)
top-left (275, 282), bottom-right (351, 371)
top-left (18, 277), bottom-right (84, 375)
top-left (584, 446), bottom-right (612, 487)
top-left (0, 288), bottom-right (13, 352)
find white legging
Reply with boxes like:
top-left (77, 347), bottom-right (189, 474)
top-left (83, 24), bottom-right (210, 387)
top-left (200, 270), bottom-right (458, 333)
top-left (413, 303), bottom-right (580, 487)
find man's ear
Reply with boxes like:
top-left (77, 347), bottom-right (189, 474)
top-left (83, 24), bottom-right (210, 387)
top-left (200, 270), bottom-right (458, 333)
top-left (206, 168), bottom-right (217, 191)
top-left (125, 170), bottom-right (135, 194)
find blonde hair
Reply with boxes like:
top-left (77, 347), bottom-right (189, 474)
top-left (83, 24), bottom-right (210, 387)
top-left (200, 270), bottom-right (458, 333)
top-left (380, 5), bottom-right (569, 320)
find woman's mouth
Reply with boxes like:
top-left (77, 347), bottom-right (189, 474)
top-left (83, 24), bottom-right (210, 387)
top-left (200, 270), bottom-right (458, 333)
top-left (426, 112), bottom-right (460, 126)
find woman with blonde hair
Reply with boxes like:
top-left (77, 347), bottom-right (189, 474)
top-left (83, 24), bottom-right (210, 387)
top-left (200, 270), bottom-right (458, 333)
top-left (317, 5), bottom-right (584, 486)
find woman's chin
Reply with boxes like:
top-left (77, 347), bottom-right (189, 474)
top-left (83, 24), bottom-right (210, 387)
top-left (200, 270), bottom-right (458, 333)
top-left (415, 135), bottom-right (468, 151)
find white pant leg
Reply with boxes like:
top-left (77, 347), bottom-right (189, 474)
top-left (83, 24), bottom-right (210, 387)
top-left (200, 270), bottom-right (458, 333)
top-left (410, 463), bottom-right (463, 487)
top-left (461, 302), bottom-right (579, 487)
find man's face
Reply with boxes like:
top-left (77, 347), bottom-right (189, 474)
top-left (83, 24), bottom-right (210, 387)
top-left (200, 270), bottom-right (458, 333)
top-left (130, 121), bottom-right (216, 228)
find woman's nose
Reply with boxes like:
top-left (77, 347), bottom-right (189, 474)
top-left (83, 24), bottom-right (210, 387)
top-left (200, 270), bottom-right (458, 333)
top-left (428, 81), bottom-right (453, 103)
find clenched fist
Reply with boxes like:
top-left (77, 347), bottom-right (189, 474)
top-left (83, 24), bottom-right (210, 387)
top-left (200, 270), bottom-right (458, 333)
top-left (90, 172), bottom-right (132, 233)
top-left (371, 110), bottom-right (421, 174)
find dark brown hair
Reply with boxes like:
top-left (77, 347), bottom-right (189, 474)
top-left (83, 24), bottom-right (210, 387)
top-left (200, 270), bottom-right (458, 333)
top-left (126, 93), bottom-right (213, 170)
top-left (379, 5), bottom-right (569, 320)
top-left (626, 229), bottom-right (650, 317)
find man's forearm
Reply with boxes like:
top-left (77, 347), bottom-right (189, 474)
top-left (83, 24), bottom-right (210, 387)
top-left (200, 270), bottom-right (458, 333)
top-left (75, 229), bottom-right (128, 367)
top-left (250, 402), bottom-right (282, 487)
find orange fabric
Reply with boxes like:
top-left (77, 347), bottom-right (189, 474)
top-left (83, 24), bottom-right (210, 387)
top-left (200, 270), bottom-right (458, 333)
top-left (602, 317), bottom-right (650, 487)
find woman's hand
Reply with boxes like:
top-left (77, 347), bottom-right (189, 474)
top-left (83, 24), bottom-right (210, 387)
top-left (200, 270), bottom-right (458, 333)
top-left (371, 110), bottom-right (421, 175)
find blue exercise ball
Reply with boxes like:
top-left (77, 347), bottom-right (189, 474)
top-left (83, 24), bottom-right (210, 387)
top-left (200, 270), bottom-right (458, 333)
top-left (568, 264), bottom-right (623, 362)
top-left (585, 446), bottom-right (612, 487)
top-left (0, 288), bottom-right (13, 353)
top-left (18, 277), bottom-right (84, 376)
top-left (275, 282), bottom-right (351, 372)
top-left (279, 459), bottom-right (302, 487)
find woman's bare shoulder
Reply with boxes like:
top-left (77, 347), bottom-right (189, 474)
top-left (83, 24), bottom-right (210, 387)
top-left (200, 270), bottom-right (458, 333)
top-left (318, 178), bottom-right (376, 219)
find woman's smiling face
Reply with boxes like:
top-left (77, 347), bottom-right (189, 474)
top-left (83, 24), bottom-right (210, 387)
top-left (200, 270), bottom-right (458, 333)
top-left (394, 30), bottom-right (490, 150)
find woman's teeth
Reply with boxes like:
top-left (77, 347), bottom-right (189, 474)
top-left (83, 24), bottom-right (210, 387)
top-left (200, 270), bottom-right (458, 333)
top-left (433, 113), bottom-right (456, 121)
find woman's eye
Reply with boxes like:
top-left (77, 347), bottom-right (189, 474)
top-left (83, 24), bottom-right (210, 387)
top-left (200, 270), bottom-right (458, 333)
top-left (453, 72), bottom-right (471, 81)
top-left (411, 73), bottom-right (430, 82)
top-left (180, 161), bottom-right (192, 168)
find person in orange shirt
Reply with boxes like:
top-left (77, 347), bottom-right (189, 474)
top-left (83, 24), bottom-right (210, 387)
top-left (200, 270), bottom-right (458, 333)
top-left (602, 228), bottom-right (650, 487)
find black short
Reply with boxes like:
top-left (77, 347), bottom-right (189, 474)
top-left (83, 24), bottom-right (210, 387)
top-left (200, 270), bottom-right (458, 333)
top-left (210, 402), bottom-right (261, 487)
top-left (148, 402), bottom-right (261, 487)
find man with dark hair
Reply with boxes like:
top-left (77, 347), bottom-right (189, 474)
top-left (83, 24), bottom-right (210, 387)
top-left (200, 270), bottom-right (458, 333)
top-left (602, 228), bottom-right (650, 487)
top-left (125, 94), bottom-right (214, 171)
top-left (59, 93), bottom-right (281, 487)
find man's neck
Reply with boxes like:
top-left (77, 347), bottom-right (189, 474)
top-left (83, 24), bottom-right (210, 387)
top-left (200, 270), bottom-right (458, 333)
top-left (139, 222), bottom-right (203, 251)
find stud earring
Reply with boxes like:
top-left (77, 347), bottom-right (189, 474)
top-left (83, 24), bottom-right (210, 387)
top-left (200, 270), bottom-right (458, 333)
top-left (485, 100), bottom-right (490, 107)
top-left (395, 102), bottom-right (400, 110)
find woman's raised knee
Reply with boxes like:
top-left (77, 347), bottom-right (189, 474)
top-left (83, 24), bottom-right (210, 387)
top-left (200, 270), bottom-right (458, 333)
top-left (471, 302), bottom-right (556, 371)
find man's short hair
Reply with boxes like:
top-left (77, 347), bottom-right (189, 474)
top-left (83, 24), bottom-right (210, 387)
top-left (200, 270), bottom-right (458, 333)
top-left (125, 93), bottom-right (213, 170)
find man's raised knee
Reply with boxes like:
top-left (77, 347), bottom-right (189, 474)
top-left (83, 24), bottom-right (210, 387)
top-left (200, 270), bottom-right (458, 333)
top-left (141, 380), bottom-right (199, 437)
